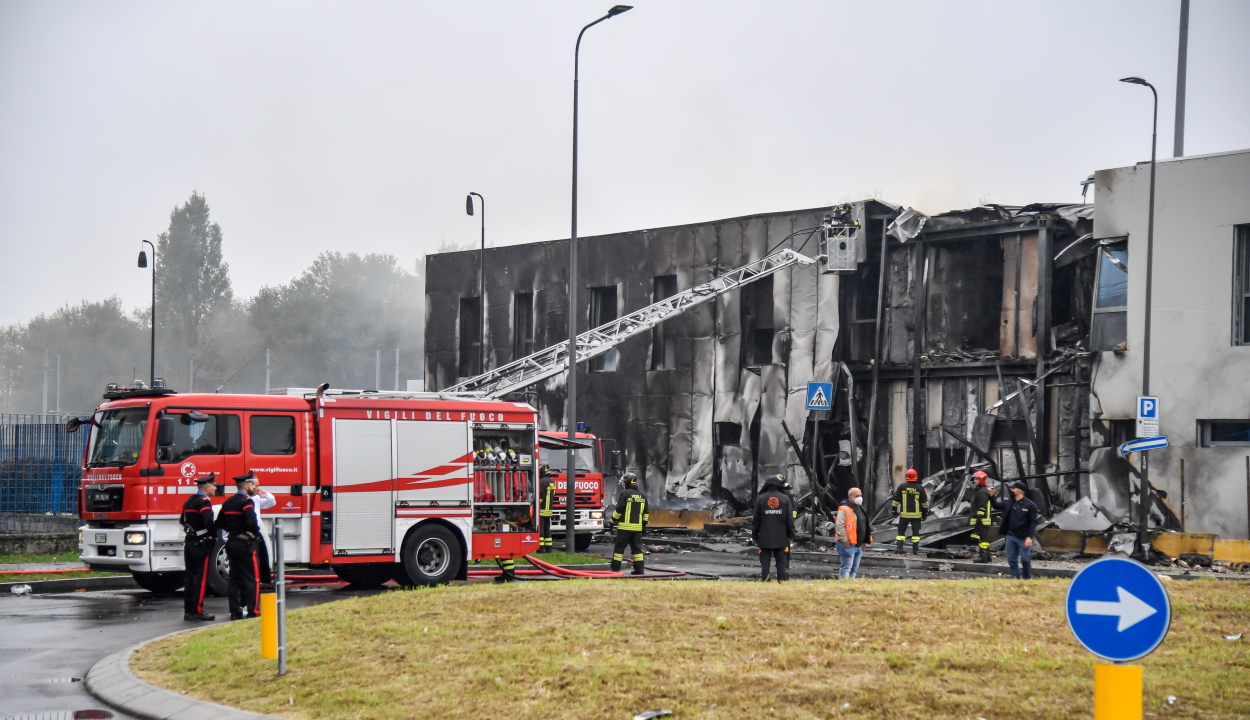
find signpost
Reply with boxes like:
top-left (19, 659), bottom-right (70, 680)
top-left (1136, 396), bottom-right (1159, 437)
top-left (806, 382), bottom-right (832, 411)
top-left (1067, 557), bottom-right (1171, 719)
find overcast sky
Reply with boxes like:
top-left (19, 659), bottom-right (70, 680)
top-left (2, 1), bottom-right (1248, 326)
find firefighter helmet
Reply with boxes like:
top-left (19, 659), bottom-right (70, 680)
top-left (539, 464), bottom-right (554, 478)
top-left (905, 468), bottom-right (919, 481)
top-left (972, 470), bottom-right (989, 485)
top-left (621, 472), bottom-right (639, 488)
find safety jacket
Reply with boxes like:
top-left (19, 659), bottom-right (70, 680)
top-left (836, 499), bottom-right (871, 547)
top-left (612, 489), bottom-right (649, 532)
top-left (539, 475), bottom-right (556, 517)
top-left (892, 480), bottom-right (928, 519)
top-left (752, 479), bottom-right (795, 550)
top-left (970, 485), bottom-right (994, 527)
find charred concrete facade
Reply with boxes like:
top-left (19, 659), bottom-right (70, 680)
top-left (1091, 148), bottom-right (1250, 540)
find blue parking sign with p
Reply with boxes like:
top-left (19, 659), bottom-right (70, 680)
top-left (1139, 397), bottom-right (1157, 418)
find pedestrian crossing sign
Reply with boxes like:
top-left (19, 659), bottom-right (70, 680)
top-left (806, 382), bottom-right (832, 410)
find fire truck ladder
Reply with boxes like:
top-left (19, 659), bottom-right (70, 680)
top-left (445, 248), bottom-right (818, 399)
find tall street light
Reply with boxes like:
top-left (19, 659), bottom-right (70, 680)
top-left (138, 240), bottom-right (156, 386)
top-left (1120, 76), bottom-right (1158, 559)
top-left (566, 4), bottom-right (632, 554)
top-left (466, 192), bottom-right (485, 376)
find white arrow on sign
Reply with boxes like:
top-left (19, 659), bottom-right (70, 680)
top-left (1075, 586), bottom-right (1159, 631)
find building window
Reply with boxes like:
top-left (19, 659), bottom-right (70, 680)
top-left (1235, 226), bottom-right (1250, 346)
top-left (1200, 420), bottom-right (1250, 447)
top-left (589, 286), bottom-right (618, 372)
top-left (848, 267), bottom-right (880, 361)
top-left (513, 293), bottom-right (534, 360)
top-left (1090, 241), bottom-right (1128, 351)
top-left (741, 275), bottom-right (775, 367)
top-left (458, 297), bottom-right (482, 378)
top-left (650, 275), bottom-right (678, 370)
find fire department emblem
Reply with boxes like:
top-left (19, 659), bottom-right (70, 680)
top-left (767, 497), bottom-right (780, 509)
top-left (180, 462), bottom-right (196, 478)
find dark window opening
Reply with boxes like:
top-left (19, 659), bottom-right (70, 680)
top-left (513, 293), bottom-right (534, 360)
top-left (1201, 420), bottom-right (1250, 447)
top-left (458, 297), bottom-right (482, 377)
top-left (161, 413), bottom-right (219, 463)
top-left (589, 286), bottom-right (618, 372)
top-left (1091, 243), bottom-right (1128, 351)
top-left (848, 261), bottom-right (881, 361)
top-left (741, 275), bottom-right (775, 367)
top-left (650, 275), bottom-right (678, 370)
top-left (250, 415), bottom-right (296, 455)
top-left (1235, 226), bottom-right (1250, 346)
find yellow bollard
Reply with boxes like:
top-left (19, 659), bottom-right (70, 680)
top-left (1094, 663), bottom-right (1142, 720)
top-left (260, 593), bottom-right (278, 659)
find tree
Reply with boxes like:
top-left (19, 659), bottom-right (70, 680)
top-left (154, 192), bottom-right (232, 378)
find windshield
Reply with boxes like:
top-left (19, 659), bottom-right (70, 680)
top-left (543, 447), bottom-right (599, 473)
top-left (87, 407), bottom-right (149, 467)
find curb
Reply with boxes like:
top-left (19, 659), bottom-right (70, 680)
top-left (85, 627), bottom-right (291, 720)
top-left (2, 574), bottom-right (138, 594)
top-left (790, 550), bottom-right (1080, 579)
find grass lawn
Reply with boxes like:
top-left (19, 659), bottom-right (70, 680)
top-left (517, 552), bottom-right (606, 566)
top-left (132, 578), bottom-right (1250, 720)
top-left (0, 551), bottom-right (83, 565)
top-left (0, 570), bottom-right (126, 581)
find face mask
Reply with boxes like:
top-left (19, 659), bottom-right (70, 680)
top-left (852, 496), bottom-right (863, 505)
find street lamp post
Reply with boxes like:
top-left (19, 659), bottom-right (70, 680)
top-left (466, 193), bottom-right (485, 376)
top-left (1120, 76), bottom-right (1158, 559)
top-left (566, 5), bottom-right (632, 554)
top-left (138, 240), bottom-right (156, 386)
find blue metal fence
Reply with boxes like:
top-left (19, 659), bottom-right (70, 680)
top-left (0, 414), bottom-right (90, 517)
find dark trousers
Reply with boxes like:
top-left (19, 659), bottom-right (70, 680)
top-left (970, 520), bottom-right (992, 549)
top-left (539, 515), bottom-right (552, 551)
top-left (759, 547), bottom-right (788, 581)
top-left (225, 538), bottom-right (260, 618)
top-left (183, 538), bottom-right (213, 615)
top-left (897, 517), bottom-right (923, 544)
top-left (611, 529), bottom-right (644, 574)
top-left (257, 536), bottom-right (272, 585)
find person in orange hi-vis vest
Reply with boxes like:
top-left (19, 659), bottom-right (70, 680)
top-left (835, 487), bottom-right (872, 579)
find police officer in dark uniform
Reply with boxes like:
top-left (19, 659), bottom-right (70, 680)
top-left (752, 475), bottom-right (795, 581)
top-left (968, 470), bottom-right (995, 563)
top-left (181, 475), bottom-right (217, 621)
top-left (609, 472), bottom-right (648, 575)
top-left (537, 465), bottom-right (556, 554)
top-left (217, 473), bottom-right (263, 620)
top-left (892, 468), bottom-right (928, 555)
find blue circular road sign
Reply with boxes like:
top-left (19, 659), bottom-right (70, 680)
top-left (1066, 557), bottom-right (1171, 662)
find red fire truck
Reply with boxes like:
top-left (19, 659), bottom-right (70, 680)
top-left (537, 430), bottom-right (617, 552)
top-left (73, 383), bottom-right (561, 594)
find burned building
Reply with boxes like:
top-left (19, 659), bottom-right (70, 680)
top-left (426, 156), bottom-right (1249, 543)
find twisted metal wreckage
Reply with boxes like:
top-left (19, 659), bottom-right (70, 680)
top-left (424, 199), bottom-right (1180, 554)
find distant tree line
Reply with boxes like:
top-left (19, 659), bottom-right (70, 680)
top-left (0, 192), bottom-right (449, 414)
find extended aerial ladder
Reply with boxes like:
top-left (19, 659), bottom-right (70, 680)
top-left (445, 247), bottom-right (822, 399)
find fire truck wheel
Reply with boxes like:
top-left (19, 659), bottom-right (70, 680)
top-left (207, 540), bottom-right (231, 597)
top-left (399, 524), bottom-right (461, 586)
top-left (574, 534), bottom-right (592, 553)
top-left (131, 571), bottom-right (184, 594)
top-left (330, 563), bottom-right (394, 589)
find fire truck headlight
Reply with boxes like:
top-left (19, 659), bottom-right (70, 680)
top-left (124, 531), bottom-right (147, 545)
top-left (590, 512), bottom-right (604, 519)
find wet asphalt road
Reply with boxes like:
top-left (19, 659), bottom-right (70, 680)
top-left (0, 585), bottom-right (376, 720)
top-left (0, 551), bottom-right (978, 719)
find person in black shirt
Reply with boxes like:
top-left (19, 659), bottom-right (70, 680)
top-left (180, 475), bottom-right (218, 621)
top-left (217, 473), bottom-right (263, 619)
top-left (752, 475), bottom-right (795, 582)
top-left (998, 481), bottom-right (1039, 579)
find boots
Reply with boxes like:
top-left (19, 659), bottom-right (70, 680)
top-left (911, 541), bottom-right (920, 555)
top-left (975, 547), bottom-right (991, 563)
top-left (896, 539), bottom-right (905, 554)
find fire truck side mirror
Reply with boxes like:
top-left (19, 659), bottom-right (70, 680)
top-left (66, 417), bottom-right (83, 433)
top-left (156, 417), bottom-right (176, 447)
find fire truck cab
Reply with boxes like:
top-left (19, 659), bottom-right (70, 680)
top-left (75, 384), bottom-right (542, 594)
top-left (538, 430), bottom-right (618, 552)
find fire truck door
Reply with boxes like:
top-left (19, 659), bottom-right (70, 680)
top-left (332, 419), bottom-right (395, 552)
top-left (395, 421), bottom-right (472, 505)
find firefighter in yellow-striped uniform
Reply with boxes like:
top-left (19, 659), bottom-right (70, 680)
top-left (537, 465), bottom-right (556, 553)
top-left (892, 468), bottom-right (928, 555)
top-left (609, 472), bottom-right (648, 575)
top-left (969, 470), bottom-right (996, 563)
